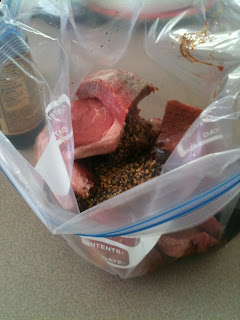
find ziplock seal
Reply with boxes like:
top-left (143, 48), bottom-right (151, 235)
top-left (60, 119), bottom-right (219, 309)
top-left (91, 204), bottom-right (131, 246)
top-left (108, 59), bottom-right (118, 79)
top-left (75, 171), bottom-right (240, 237)
top-left (1, 158), bottom-right (239, 238)
top-left (0, 27), bottom-right (20, 41)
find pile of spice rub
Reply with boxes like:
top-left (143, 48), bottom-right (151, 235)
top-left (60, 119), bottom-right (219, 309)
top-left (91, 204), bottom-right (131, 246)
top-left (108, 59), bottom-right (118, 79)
top-left (70, 69), bottom-right (202, 211)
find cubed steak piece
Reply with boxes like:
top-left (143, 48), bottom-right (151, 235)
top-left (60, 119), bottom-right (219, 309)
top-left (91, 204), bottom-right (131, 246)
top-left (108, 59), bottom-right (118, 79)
top-left (197, 217), bottom-right (224, 240)
top-left (156, 100), bottom-right (202, 153)
top-left (73, 69), bottom-right (155, 159)
top-left (157, 228), bottom-right (219, 258)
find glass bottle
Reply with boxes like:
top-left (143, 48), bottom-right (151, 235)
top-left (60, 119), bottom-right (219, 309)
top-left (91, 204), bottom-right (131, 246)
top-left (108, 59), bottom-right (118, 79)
top-left (0, 8), bottom-right (45, 149)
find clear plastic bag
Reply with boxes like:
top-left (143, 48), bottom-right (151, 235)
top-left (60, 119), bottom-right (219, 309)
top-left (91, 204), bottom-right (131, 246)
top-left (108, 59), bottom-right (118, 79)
top-left (0, 0), bottom-right (239, 278)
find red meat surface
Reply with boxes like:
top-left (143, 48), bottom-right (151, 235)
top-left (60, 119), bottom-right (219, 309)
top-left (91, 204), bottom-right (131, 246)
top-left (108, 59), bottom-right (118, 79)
top-left (71, 98), bottom-right (114, 147)
top-left (197, 217), bottom-right (224, 240)
top-left (157, 228), bottom-right (219, 258)
top-left (156, 100), bottom-right (202, 153)
top-left (72, 161), bottom-right (93, 198)
top-left (73, 69), bottom-right (155, 159)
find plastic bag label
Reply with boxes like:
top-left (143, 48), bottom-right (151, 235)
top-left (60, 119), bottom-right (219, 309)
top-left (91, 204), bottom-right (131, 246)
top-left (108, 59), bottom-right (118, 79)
top-left (35, 133), bottom-right (71, 196)
top-left (45, 94), bottom-right (73, 145)
top-left (81, 235), bottom-right (160, 269)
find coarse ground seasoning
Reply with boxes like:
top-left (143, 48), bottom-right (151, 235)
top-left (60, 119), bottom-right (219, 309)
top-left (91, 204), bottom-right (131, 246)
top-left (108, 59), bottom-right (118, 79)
top-left (76, 116), bottom-right (169, 211)
top-left (105, 115), bottom-right (159, 164)
top-left (87, 155), bottom-right (163, 209)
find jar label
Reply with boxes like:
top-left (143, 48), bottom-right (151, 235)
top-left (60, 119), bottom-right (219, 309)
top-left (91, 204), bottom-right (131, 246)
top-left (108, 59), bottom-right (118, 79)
top-left (0, 52), bottom-right (44, 136)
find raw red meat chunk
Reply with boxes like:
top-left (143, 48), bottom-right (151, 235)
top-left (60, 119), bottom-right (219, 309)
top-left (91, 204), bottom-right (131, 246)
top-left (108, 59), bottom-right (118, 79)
top-left (71, 161), bottom-right (93, 199)
top-left (197, 217), bottom-right (224, 240)
top-left (71, 98), bottom-right (114, 147)
top-left (157, 228), bottom-right (219, 258)
top-left (73, 69), bottom-right (155, 159)
top-left (156, 100), bottom-right (202, 153)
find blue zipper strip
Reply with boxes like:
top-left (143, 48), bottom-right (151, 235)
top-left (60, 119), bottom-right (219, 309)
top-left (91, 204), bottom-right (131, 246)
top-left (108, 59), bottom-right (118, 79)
top-left (0, 27), bottom-right (21, 41)
top-left (1, 156), bottom-right (239, 237)
top-left (75, 171), bottom-right (240, 237)
top-left (99, 171), bottom-right (240, 236)
top-left (96, 178), bottom-right (240, 237)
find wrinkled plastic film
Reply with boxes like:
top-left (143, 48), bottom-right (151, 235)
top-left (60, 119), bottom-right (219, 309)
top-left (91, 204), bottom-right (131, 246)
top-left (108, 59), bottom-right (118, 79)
top-left (145, 0), bottom-right (240, 107)
top-left (0, 1), bottom-right (240, 278)
top-left (0, 0), bottom-right (240, 234)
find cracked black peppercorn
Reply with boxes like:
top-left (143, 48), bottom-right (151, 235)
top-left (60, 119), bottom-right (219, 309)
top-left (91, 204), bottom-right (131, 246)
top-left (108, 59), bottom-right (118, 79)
top-left (76, 116), bottom-right (169, 211)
